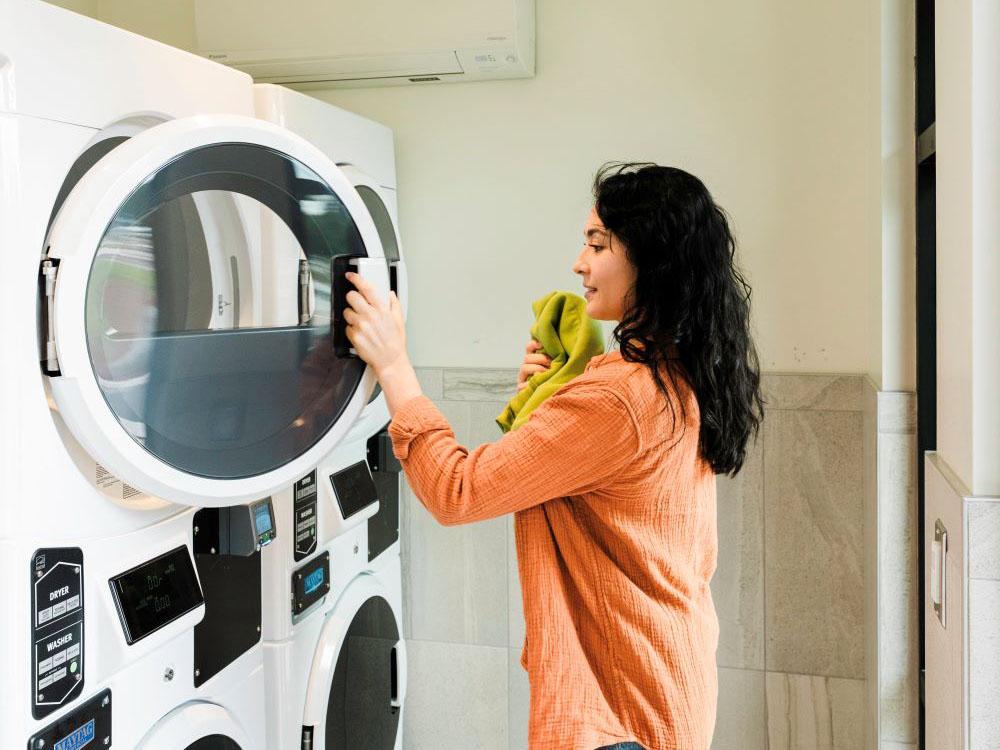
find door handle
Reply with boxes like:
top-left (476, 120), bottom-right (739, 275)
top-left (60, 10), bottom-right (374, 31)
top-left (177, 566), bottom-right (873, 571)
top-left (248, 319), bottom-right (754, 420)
top-left (931, 519), bottom-right (948, 628)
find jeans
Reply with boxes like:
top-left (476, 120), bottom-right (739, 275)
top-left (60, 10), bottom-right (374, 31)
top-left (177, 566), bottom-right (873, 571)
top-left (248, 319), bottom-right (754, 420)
top-left (596, 744), bottom-right (646, 750)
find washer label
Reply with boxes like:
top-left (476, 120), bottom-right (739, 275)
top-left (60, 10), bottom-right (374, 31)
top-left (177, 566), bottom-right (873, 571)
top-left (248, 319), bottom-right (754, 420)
top-left (31, 548), bottom-right (84, 719)
top-left (27, 689), bottom-right (111, 750)
top-left (294, 471), bottom-right (318, 561)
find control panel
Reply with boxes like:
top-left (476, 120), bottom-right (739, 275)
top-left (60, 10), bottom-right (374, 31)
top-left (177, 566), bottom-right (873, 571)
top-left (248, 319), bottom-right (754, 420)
top-left (108, 545), bottom-right (204, 645)
top-left (31, 548), bottom-right (85, 719)
top-left (294, 471), bottom-right (318, 562)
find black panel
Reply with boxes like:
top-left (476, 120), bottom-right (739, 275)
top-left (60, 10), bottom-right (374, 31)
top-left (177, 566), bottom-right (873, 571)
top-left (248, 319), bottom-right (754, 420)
top-left (185, 736), bottom-right (243, 750)
top-left (294, 471), bottom-right (319, 562)
top-left (109, 545), bottom-right (204, 645)
top-left (192, 509), bottom-right (262, 687)
top-left (367, 428), bottom-right (400, 562)
top-left (27, 689), bottom-right (111, 750)
top-left (329, 460), bottom-right (378, 520)
top-left (368, 473), bottom-right (400, 563)
top-left (293, 552), bottom-right (331, 618)
top-left (324, 596), bottom-right (401, 749)
top-left (31, 548), bottom-right (85, 719)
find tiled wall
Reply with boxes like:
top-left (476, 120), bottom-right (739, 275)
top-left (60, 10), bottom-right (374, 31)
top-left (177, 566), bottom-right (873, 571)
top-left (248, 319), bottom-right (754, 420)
top-left (865, 385), bottom-right (919, 750)
top-left (400, 369), bottom-right (870, 749)
top-left (964, 497), bottom-right (1000, 746)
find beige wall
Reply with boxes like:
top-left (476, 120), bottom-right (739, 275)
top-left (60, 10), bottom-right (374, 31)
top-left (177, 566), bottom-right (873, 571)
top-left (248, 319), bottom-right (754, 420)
top-left (322, 1), bottom-right (881, 372)
top-left (46, 0), bottom-right (895, 375)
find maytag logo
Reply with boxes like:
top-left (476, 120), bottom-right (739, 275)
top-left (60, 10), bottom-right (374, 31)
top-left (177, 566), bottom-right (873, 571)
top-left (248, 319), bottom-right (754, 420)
top-left (54, 718), bottom-right (94, 750)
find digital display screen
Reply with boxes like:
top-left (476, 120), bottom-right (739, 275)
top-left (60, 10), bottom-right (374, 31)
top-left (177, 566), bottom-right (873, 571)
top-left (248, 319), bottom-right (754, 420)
top-left (292, 551), bottom-right (330, 619)
top-left (109, 545), bottom-right (204, 645)
top-left (330, 461), bottom-right (378, 519)
top-left (303, 567), bottom-right (325, 596)
top-left (254, 502), bottom-right (273, 534)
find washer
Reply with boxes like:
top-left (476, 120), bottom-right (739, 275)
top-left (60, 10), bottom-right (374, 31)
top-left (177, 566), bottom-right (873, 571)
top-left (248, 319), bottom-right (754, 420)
top-left (1, 3), bottom-right (391, 748)
top-left (262, 439), bottom-right (407, 750)
top-left (255, 86), bottom-right (407, 749)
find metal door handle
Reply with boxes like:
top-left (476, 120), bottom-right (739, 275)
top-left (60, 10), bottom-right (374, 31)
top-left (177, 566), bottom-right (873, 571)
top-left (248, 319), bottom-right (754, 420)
top-left (932, 519), bottom-right (948, 627)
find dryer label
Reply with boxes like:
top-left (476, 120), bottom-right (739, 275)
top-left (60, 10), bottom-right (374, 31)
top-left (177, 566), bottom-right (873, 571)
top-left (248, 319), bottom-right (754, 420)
top-left (294, 470), bottom-right (318, 561)
top-left (31, 548), bottom-right (85, 720)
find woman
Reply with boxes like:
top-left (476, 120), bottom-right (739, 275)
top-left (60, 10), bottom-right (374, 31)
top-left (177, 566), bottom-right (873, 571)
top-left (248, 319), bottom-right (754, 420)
top-left (343, 163), bottom-right (764, 750)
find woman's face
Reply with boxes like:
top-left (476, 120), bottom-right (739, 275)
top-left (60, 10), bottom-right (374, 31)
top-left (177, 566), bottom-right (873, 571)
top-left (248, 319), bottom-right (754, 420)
top-left (572, 208), bottom-right (638, 321)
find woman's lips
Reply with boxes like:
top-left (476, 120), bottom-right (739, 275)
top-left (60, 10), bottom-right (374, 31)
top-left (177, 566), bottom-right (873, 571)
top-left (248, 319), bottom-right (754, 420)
top-left (584, 288), bottom-right (596, 300)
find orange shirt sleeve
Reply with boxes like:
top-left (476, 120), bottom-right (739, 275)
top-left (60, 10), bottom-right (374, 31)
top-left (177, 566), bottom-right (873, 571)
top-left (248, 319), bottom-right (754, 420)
top-left (387, 384), bottom-right (641, 525)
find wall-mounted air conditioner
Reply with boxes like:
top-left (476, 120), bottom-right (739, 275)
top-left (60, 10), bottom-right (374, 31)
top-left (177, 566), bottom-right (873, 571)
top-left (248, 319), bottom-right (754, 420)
top-left (194, 0), bottom-right (535, 89)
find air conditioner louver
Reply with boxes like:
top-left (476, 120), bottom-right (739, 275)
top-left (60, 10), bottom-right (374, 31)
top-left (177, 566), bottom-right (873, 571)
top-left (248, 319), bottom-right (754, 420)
top-left (195, 0), bottom-right (534, 88)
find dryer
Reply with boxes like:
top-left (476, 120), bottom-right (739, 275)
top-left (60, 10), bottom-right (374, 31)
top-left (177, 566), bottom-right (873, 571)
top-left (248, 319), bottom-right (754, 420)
top-left (254, 83), bottom-right (409, 447)
top-left (254, 86), bottom-right (407, 749)
top-left (0, 3), bottom-right (391, 748)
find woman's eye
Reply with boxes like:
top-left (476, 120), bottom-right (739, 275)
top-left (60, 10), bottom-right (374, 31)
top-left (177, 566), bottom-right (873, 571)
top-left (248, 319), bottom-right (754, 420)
top-left (589, 244), bottom-right (604, 253)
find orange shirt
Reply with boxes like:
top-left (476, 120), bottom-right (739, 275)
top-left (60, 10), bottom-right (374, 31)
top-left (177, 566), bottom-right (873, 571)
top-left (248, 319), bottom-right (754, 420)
top-left (388, 351), bottom-right (719, 749)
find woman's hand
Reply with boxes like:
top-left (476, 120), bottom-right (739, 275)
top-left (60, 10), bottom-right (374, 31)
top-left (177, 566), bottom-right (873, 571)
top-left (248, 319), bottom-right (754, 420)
top-left (517, 339), bottom-right (553, 391)
top-left (343, 271), bottom-right (421, 415)
top-left (343, 271), bottom-right (407, 376)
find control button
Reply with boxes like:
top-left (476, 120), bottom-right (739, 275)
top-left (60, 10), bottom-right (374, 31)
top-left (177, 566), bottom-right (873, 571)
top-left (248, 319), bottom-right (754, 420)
top-left (37, 607), bottom-right (53, 625)
top-left (67, 644), bottom-right (80, 659)
top-left (38, 657), bottom-right (53, 674)
top-left (66, 595), bottom-right (80, 611)
top-left (69, 660), bottom-right (79, 674)
top-left (52, 601), bottom-right (67, 618)
top-left (52, 650), bottom-right (67, 667)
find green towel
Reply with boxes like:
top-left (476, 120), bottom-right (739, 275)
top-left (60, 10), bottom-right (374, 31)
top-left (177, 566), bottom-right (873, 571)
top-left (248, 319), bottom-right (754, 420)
top-left (496, 291), bottom-right (605, 433)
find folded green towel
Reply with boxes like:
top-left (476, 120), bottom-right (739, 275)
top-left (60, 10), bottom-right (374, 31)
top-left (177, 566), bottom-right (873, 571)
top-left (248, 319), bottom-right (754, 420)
top-left (496, 291), bottom-right (605, 433)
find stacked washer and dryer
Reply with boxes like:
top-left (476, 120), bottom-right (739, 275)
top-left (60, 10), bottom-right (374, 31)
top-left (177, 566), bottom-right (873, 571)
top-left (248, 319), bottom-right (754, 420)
top-left (255, 84), bottom-right (409, 750)
top-left (1, 2), bottom-right (406, 748)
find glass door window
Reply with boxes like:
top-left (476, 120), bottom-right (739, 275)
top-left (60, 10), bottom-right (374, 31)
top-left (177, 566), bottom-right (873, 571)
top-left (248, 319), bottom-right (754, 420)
top-left (85, 143), bottom-right (368, 479)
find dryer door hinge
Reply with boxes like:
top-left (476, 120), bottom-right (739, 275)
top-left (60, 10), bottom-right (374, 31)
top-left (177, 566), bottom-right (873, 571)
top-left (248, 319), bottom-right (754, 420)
top-left (301, 725), bottom-right (314, 750)
top-left (40, 257), bottom-right (61, 375)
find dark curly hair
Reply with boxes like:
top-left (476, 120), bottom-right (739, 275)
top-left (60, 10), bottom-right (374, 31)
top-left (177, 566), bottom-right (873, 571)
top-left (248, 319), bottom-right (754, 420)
top-left (593, 163), bottom-right (764, 476)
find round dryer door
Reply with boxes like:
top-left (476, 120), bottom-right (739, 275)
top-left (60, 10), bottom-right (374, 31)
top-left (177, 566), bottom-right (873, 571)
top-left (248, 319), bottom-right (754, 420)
top-left (338, 165), bottom-right (408, 439)
top-left (303, 573), bottom-right (406, 750)
top-left (43, 115), bottom-right (390, 507)
top-left (135, 702), bottom-right (252, 750)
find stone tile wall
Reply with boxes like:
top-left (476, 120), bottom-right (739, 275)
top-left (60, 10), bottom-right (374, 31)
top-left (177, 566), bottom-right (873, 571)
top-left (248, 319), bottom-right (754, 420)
top-left (400, 369), bottom-right (872, 749)
top-left (967, 500), bottom-right (1000, 747)
top-left (867, 385), bottom-right (920, 750)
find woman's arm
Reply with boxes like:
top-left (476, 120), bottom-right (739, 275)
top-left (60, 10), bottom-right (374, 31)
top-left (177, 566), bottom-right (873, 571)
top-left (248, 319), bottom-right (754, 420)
top-left (388, 384), bottom-right (640, 525)
top-left (343, 271), bottom-right (639, 525)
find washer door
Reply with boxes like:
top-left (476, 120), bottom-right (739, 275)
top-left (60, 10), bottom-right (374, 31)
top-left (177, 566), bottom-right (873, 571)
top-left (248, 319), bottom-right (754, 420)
top-left (136, 701), bottom-right (252, 750)
top-left (43, 114), bottom-right (389, 506)
top-left (303, 573), bottom-right (406, 750)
